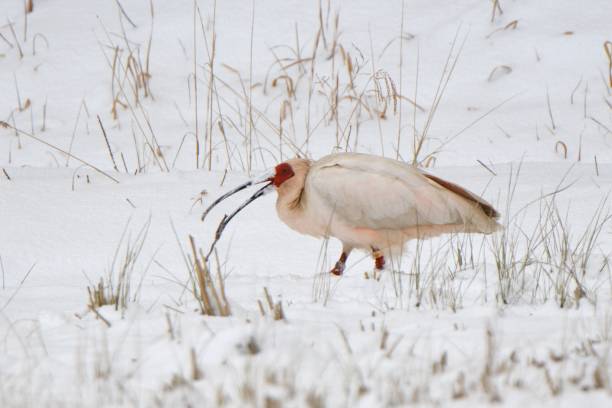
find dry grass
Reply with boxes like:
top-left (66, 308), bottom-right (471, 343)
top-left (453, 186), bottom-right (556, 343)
top-left (0, 120), bottom-right (120, 183)
top-left (486, 165), bottom-right (610, 307)
top-left (86, 218), bottom-right (152, 316)
top-left (60, 1), bottom-right (496, 175)
top-left (604, 41), bottom-right (612, 88)
top-left (188, 235), bottom-right (231, 316)
top-left (257, 287), bottom-right (285, 321)
top-left (96, 3), bottom-right (168, 174)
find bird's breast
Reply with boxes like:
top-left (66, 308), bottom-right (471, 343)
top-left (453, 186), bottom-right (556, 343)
top-left (274, 190), bottom-right (330, 238)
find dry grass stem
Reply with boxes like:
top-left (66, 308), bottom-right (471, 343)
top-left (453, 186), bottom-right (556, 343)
top-left (258, 287), bottom-right (285, 320)
top-left (188, 236), bottom-right (231, 316)
top-left (0, 121), bottom-right (120, 183)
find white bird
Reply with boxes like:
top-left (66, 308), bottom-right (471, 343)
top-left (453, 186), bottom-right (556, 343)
top-left (202, 153), bottom-right (501, 275)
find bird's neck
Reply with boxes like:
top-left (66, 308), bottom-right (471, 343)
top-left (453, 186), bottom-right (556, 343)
top-left (274, 158), bottom-right (311, 229)
top-left (277, 183), bottom-right (304, 211)
top-left (275, 174), bottom-right (307, 231)
top-left (275, 186), bottom-right (308, 235)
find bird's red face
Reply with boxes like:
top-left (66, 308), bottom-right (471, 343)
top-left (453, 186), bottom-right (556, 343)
top-left (271, 162), bottom-right (295, 187)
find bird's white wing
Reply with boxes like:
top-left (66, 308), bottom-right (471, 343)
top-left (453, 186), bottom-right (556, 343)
top-left (306, 153), bottom-right (497, 231)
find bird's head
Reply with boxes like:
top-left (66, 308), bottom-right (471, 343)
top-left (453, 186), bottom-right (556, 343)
top-left (268, 158), bottom-right (310, 193)
top-left (270, 162), bottom-right (295, 187)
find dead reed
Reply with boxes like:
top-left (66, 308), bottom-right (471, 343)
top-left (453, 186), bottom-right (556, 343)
top-left (188, 235), bottom-right (231, 316)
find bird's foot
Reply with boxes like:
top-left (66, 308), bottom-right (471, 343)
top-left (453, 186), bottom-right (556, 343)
top-left (330, 251), bottom-right (349, 276)
top-left (372, 249), bottom-right (385, 270)
top-left (330, 260), bottom-right (345, 276)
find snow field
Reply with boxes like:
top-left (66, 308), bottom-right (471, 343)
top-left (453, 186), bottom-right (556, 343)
top-left (1, 0), bottom-right (612, 406)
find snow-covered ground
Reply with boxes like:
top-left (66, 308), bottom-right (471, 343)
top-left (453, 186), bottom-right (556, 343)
top-left (1, 0), bottom-right (612, 406)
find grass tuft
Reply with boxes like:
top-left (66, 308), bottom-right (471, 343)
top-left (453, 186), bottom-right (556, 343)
top-left (86, 218), bottom-right (152, 316)
top-left (188, 235), bottom-right (231, 316)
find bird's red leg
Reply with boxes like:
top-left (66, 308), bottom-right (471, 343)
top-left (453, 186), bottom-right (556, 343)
top-left (372, 248), bottom-right (385, 270)
top-left (330, 251), bottom-right (349, 276)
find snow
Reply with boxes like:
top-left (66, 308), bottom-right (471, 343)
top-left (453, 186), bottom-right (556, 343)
top-left (1, 0), bottom-right (612, 406)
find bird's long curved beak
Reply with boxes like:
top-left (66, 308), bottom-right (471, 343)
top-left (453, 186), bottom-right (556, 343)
top-left (213, 182), bottom-right (274, 236)
top-left (202, 170), bottom-right (275, 260)
top-left (201, 170), bottom-right (274, 222)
